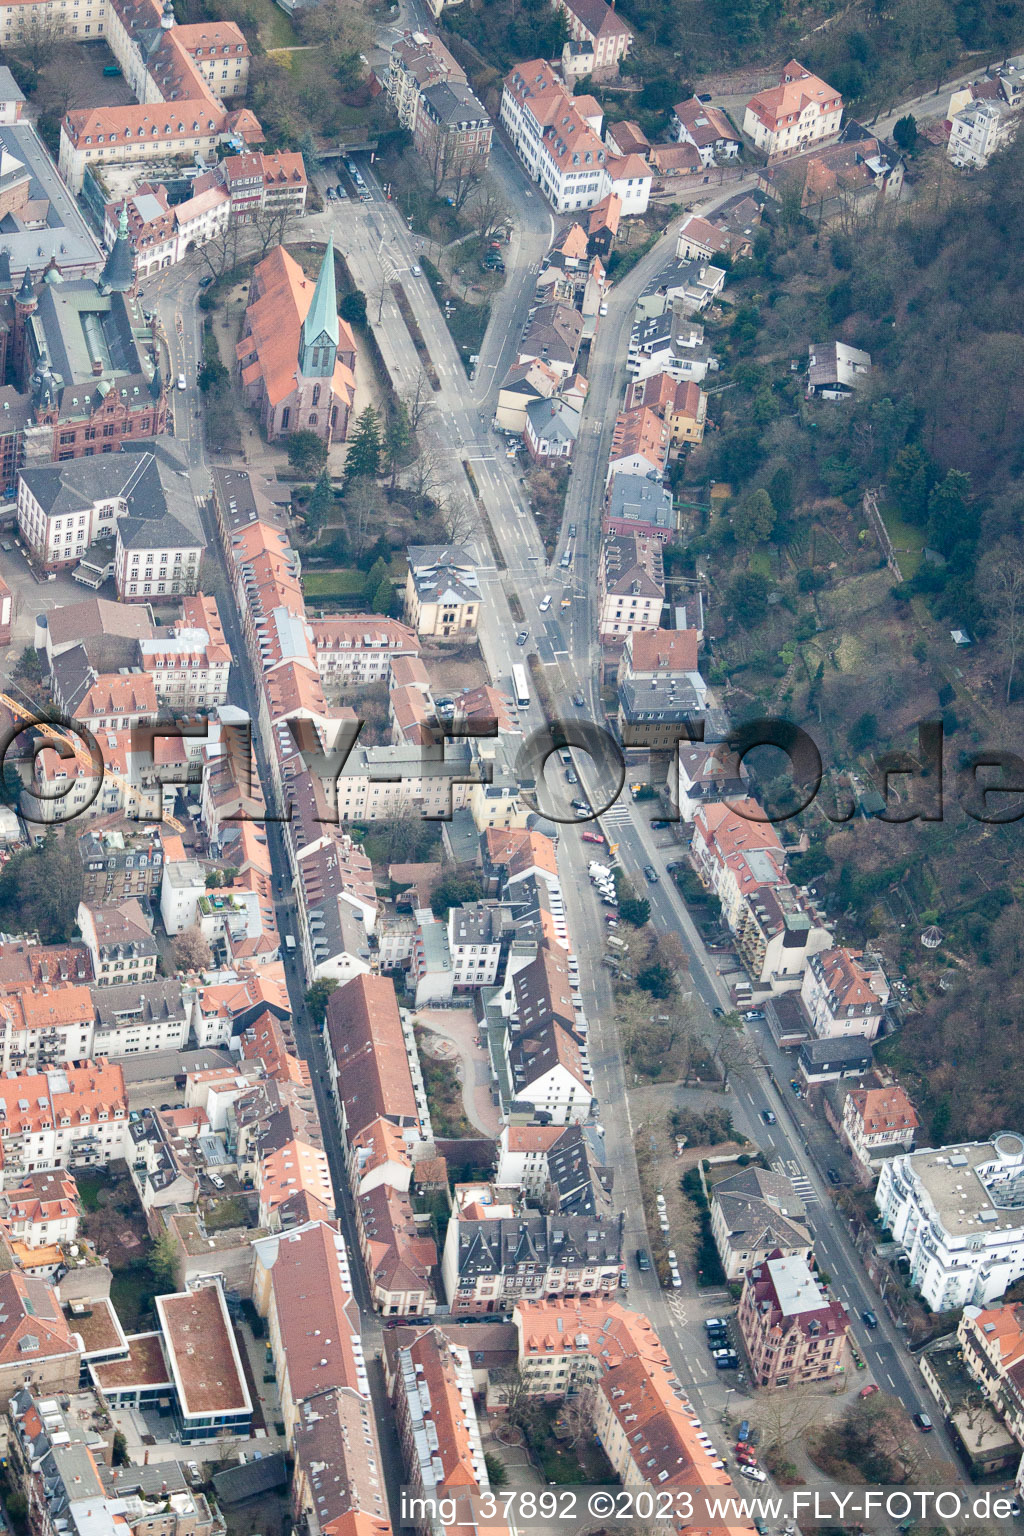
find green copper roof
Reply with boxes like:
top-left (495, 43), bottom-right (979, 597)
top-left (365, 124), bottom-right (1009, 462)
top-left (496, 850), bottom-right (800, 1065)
top-left (301, 236), bottom-right (339, 351)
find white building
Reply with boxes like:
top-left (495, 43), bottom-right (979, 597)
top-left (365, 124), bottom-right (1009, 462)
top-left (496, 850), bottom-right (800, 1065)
top-left (448, 902), bottom-right (504, 988)
top-left (876, 1134), bottom-right (1024, 1311)
top-left (160, 860), bottom-right (208, 936)
top-left (800, 946), bottom-right (889, 1040)
top-left (743, 60), bottom-right (842, 160)
top-left (948, 97), bottom-right (1016, 167)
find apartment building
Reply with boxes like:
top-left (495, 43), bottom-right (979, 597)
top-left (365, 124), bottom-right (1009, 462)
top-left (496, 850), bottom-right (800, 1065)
top-left (138, 594), bottom-right (231, 708)
top-left (77, 827), bottom-right (165, 905)
top-left (689, 800), bottom-right (787, 926)
top-left (948, 96), bottom-right (1016, 167)
top-left (384, 30), bottom-right (465, 135)
top-left (840, 1084), bottom-right (918, 1182)
top-left (500, 61), bottom-right (608, 214)
top-left (505, 944), bottom-right (591, 1122)
top-left (441, 1182), bottom-right (624, 1313)
top-left (323, 974), bottom-right (423, 1151)
top-left (710, 1166), bottom-right (812, 1281)
top-left (390, 1328), bottom-right (495, 1530)
top-left (671, 97), bottom-right (742, 162)
top-left (0, 985), bottom-right (94, 1074)
top-left (0, 1273), bottom-right (81, 1405)
top-left (875, 1135), bottom-right (1024, 1310)
top-left (743, 60), bottom-right (842, 160)
top-left (597, 531), bottom-right (665, 644)
top-left (309, 615), bottom-right (419, 686)
top-left (77, 900), bottom-right (158, 987)
top-left (800, 946), bottom-right (889, 1041)
top-left (553, 0), bottom-right (633, 77)
top-left (223, 151), bottom-right (307, 221)
top-left (0, 1061), bottom-right (127, 1187)
top-left (0, 1170), bottom-right (80, 1253)
top-left (156, 1282), bottom-right (253, 1442)
top-left (738, 1250), bottom-right (849, 1388)
top-left (958, 1302), bottom-right (1024, 1448)
top-left (355, 1180), bottom-right (438, 1316)
top-left (448, 901), bottom-right (505, 987)
top-left (414, 79), bottom-right (492, 178)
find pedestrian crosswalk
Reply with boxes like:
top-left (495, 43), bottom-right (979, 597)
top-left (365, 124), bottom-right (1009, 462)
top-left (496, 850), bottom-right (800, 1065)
top-left (774, 1159), bottom-right (819, 1206)
top-left (600, 801), bottom-right (633, 826)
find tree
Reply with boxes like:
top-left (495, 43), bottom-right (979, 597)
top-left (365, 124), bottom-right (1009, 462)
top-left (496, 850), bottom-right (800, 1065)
top-left (979, 540), bottom-right (1024, 703)
top-left (150, 1227), bottom-right (180, 1288)
top-left (371, 576), bottom-right (396, 615)
top-left (172, 925), bottom-right (213, 974)
top-left (344, 476), bottom-right (387, 562)
top-left (405, 376), bottom-right (435, 434)
top-left (344, 405), bottom-right (382, 483)
top-left (305, 978), bottom-right (338, 1029)
top-left (9, 10), bottom-right (68, 70)
top-left (305, 470), bottom-right (333, 537)
top-left (439, 492), bottom-right (476, 544)
top-left (733, 487), bottom-right (777, 542)
top-left (727, 571), bottom-right (771, 628)
top-left (287, 429), bottom-right (328, 477)
top-left (0, 833), bottom-right (83, 943)
top-left (14, 645), bottom-right (42, 683)
top-left (636, 960), bottom-right (675, 998)
top-left (111, 1431), bottom-right (130, 1468)
top-left (469, 182), bottom-right (512, 245)
top-left (892, 113), bottom-right (918, 152)
top-left (484, 1452), bottom-right (508, 1488)
top-left (362, 556), bottom-right (391, 607)
top-left (620, 895), bottom-right (652, 927)
top-left (430, 873), bottom-right (483, 919)
top-left (198, 358), bottom-right (228, 393)
top-left (888, 444), bottom-right (934, 524)
top-left (760, 1383), bottom-right (832, 1461)
top-left (926, 468), bottom-right (972, 559)
top-left (340, 289), bottom-right (368, 327)
top-left (384, 401), bottom-right (412, 489)
top-left (848, 712), bottom-right (878, 752)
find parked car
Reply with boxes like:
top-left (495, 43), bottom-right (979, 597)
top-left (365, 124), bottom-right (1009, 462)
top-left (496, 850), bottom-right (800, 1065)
top-left (198, 274), bottom-right (214, 288)
top-left (859, 1384), bottom-right (880, 1398)
top-left (705, 1318), bottom-right (729, 1332)
top-left (743, 1009), bottom-right (765, 1021)
top-left (582, 831), bottom-right (605, 845)
top-left (712, 1005), bottom-right (724, 1017)
top-left (827, 1167), bottom-right (841, 1186)
top-left (636, 1249), bottom-right (651, 1271)
top-left (741, 1466), bottom-right (767, 1482)
top-left (714, 1354), bottom-right (739, 1370)
top-left (326, 186), bottom-right (336, 199)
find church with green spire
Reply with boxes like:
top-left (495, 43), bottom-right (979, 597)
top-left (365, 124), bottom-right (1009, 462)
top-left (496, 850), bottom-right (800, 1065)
top-left (236, 238), bottom-right (356, 446)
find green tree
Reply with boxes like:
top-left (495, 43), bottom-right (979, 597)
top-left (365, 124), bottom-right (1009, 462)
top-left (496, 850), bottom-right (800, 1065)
top-left (620, 895), bottom-right (651, 927)
top-left (0, 832), bottom-right (83, 942)
top-left (484, 1452), bottom-right (508, 1488)
top-left (339, 288), bottom-right (367, 326)
top-left (305, 977), bottom-right (338, 1029)
top-left (733, 487), bottom-right (777, 542)
top-left (198, 358), bottom-right (228, 393)
top-left (287, 429), bottom-right (328, 476)
top-left (306, 470), bottom-right (333, 537)
top-left (848, 712), bottom-right (878, 753)
top-left (430, 873), bottom-right (483, 919)
top-left (14, 645), bottom-right (42, 683)
top-left (345, 405), bottom-right (382, 483)
top-left (768, 465), bottom-right (794, 517)
top-left (112, 1432), bottom-right (130, 1468)
top-left (150, 1227), bottom-right (179, 1288)
top-left (384, 401), bottom-right (412, 489)
top-left (362, 555), bottom-right (390, 606)
top-left (888, 444), bottom-right (934, 524)
top-left (727, 571), bottom-right (771, 628)
top-left (926, 469), bottom-right (972, 559)
top-left (892, 113), bottom-right (918, 152)
top-left (371, 576), bottom-right (396, 615)
top-left (637, 960), bottom-right (674, 998)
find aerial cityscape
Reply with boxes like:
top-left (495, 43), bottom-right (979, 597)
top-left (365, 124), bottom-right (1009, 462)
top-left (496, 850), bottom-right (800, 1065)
top-left (0, 0), bottom-right (1019, 1531)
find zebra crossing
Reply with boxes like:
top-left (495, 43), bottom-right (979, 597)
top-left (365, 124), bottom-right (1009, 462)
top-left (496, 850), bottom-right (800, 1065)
top-left (600, 800), bottom-right (633, 827)
top-left (774, 1159), bottom-right (819, 1206)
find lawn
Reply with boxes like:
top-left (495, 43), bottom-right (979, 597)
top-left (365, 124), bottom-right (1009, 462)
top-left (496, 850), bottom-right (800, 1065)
top-left (247, 0), bottom-right (298, 51)
top-left (301, 569), bottom-right (366, 596)
top-left (421, 258), bottom-right (491, 375)
top-left (879, 505), bottom-right (926, 580)
top-left (76, 1172), bottom-right (105, 1213)
top-left (748, 547), bottom-right (774, 577)
top-left (110, 1256), bottom-right (163, 1332)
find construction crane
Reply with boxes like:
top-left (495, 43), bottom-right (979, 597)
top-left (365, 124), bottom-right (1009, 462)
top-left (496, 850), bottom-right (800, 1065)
top-left (0, 690), bottom-right (187, 833)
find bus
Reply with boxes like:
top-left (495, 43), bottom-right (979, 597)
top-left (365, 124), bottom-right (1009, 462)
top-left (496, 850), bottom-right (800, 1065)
top-left (512, 664), bottom-right (530, 708)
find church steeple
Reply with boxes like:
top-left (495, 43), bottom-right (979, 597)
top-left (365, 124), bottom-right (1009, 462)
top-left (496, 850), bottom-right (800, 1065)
top-left (99, 204), bottom-right (134, 294)
top-left (299, 237), bottom-right (339, 379)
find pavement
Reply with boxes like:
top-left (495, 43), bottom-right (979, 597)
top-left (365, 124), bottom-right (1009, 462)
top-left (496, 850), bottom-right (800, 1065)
top-left (414, 1005), bottom-right (500, 1135)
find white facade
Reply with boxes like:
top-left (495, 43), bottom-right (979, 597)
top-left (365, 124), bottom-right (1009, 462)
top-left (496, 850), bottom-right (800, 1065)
top-left (948, 98), bottom-right (1015, 167)
top-left (743, 62), bottom-right (842, 160)
top-left (160, 860), bottom-right (208, 936)
top-left (876, 1135), bottom-right (1024, 1311)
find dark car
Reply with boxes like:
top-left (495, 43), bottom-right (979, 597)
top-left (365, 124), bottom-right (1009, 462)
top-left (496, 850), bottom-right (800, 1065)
top-left (198, 274), bottom-right (214, 288)
top-left (571, 798), bottom-right (590, 812)
top-left (711, 1005), bottom-right (724, 1017)
top-left (568, 523), bottom-right (577, 537)
top-left (566, 769), bottom-right (579, 784)
top-left (336, 185), bottom-right (345, 198)
top-left (862, 1309), bottom-right (879, 1329)
top-left (643, 865), bottom-right (659, 883)
top-left (573, 692), bottom-right (585, 707)
top-left (760, 1109), bottom-right (776, 1125)
top-left (827, 1167), bottom-right (841, 1186)
top-left (715, 1354), bottom-right (739, 1370)
top-left (636, 1249), bottom-right (651, 1271)
top-left (698, 92), bottom-right (712, 101)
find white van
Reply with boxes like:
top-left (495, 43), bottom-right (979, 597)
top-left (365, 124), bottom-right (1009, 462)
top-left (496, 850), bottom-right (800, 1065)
top-left (284, 934), bottom-right (296, 952)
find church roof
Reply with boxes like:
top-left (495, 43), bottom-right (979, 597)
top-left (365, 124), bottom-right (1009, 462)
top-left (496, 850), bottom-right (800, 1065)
top-left (100, 205), bottom-right (135, 293)
top-left (302, 236), bottom-right (339, 351)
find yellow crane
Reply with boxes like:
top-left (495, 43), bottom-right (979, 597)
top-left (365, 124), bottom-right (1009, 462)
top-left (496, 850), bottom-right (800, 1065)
top-left (0, 690), bottom-right (187, 833)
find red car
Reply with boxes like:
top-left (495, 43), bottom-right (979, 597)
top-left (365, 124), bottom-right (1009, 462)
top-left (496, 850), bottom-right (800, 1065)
top-left (581, 830), bottom-right (605, 844)
top-left (859, 1384), bottom-right (880, 1398)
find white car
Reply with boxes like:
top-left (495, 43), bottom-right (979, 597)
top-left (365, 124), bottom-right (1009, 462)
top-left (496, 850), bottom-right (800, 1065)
top-left (599, 302), bottom-right (609, 315)
top-left (539, 594), bottom-right (552, 611)
top-left (411, 264), bottom-right (422, 276)
top-left (741, 1466), bottom-right (767, 1483)
top-left (177, 373), bottom-right (187, 390)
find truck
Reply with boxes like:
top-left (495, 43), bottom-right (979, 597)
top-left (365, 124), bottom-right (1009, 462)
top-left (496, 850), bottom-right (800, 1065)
top-left (284, 935), bottom-right (296, 953)
top-left (607, 935), bottom-right (626, 951)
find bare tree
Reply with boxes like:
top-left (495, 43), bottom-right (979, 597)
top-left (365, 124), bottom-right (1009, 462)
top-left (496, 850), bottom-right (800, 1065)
top-left (468, 181), bottom-right (512, 243)
top-left (758, 1383), bottom-right (835, 1460)
top-left (405, 443), bottom-right (446, 505)
top-left (405, 376), bottom-right (436, 434)
top-left (194, 219), bottom-right (245, 281)
top-left (38, 46), bottom-right (82, 117)
top-left (979, 539), bottom-right (1024, 704)
top-left (439, 491), bottom-right (476, 544)
top-left (343, 477), bottom-right (387, 562)
top-left (9, 12), bottom-right (69, 70)
top-left (250, 203), bottom-right (299, 260)
top-left (172, 925), bottom-right (213, 974)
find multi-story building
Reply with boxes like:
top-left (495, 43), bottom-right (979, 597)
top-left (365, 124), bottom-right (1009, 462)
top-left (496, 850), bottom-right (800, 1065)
top-left (597, 531), bottom-right (665, 645)
top-left (222, 151), bottom-right (308, 222)
top-left (671, 96), bottom-right (742, 162)
top-left (743, 60), bottom-right (842, 160)
top-left (0, 984), bottom-right (95, 1073)
top-left (624, 371), bottom-right (707, 448)
top-left (504, 944), bottom-right (592, 1122)
top-left (500, 60), bottom-right (651, 215)
top-left (93, 978), bottom-right (190, 1055)
top-left (738, 1250), bottom-right (849, 1388)
top-left (710, 1166), bottom-right (812, 1281)
top-left (948, 97), bottom-right (1016, 167)
top-left (384, 30), bottom-right (465, 135)
top-left (389, 1328), bottom-right (496, 1531)
top-left (689, 800), bottom-right (787, 926)
top-left (414, 79), bottom-right (492, 180)
top-left (447, 901), bottom-right (505, 987)
top-left (155, 1282), bottom-right (253, 1442)
top-left (404, 544), bottom-right (480, 635)
top-left (441, 1182), bottom-right (624, 1313)
top-left (0, 1060), bottom-right (127, 1186)
top-left (323, 973), bottom-right (423, 1153)
top-left (0, 1170), bottom-right (80, 1253)
top-left (800, 946), bottom-right (889, 1040)
top-left (840, 1084), bottom-right (918, 1182)
top-left (77, 826), bottom-right (165, 905)
top-left (354, 1181), bottom-right (438, 1316)
top-left (138, 594), bottom-right (231, 708)
top-left (958, 1302), bottom-right (1024, 1448)
top-left (0, 1274), bottom-right (81, 1405)
top-left (552, 0), bottom-right (633, 78)
top-left (309, 615), bottom-right (420, 686)
top-left (77, 899), bottom-right (158, 987)
top-left (875, 1135), bottom-right (1024, 1310)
